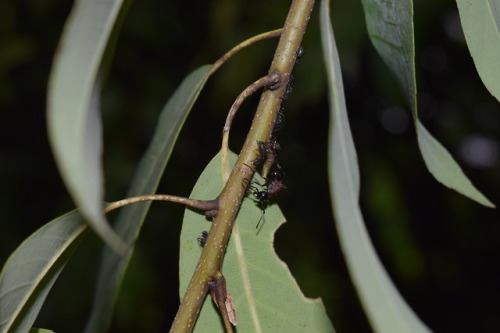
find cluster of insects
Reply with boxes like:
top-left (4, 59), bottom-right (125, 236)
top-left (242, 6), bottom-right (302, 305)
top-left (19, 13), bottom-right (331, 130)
top-left (241, 46), bottom-right (305, 229)
top-left (198, 46), bottom-right (304, 244)
top-left (242, 136), bottom-right (287, 228)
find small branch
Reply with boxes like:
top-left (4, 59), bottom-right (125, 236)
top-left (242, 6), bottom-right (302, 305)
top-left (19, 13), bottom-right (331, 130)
top-left (221, 70), bottom-right (282, 176)
top-left (104, 194), bottom-right (218, 214)
top-left (210, 29), bottom-right (282, 76)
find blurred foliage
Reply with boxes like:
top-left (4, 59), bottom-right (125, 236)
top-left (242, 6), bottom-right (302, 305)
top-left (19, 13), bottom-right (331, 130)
top-left (1, 0), bottom-right (499, 332)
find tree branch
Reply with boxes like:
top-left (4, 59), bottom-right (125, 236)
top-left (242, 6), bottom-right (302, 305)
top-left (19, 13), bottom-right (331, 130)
top-left (170, 1), bottom-right (316, 332)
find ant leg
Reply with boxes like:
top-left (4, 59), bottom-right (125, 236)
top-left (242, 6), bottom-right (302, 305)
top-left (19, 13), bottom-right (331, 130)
top-left (256, 214), bottom-right (264, 229)
top-left (255, 201), bottom-right (266, 229)
top-left (241, 176), bottom-right (266, 200)
top-left (241, 177), bottom-right (253, 195)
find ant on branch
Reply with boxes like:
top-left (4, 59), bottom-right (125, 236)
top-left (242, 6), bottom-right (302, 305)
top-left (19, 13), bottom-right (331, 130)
top-left (243, 138), bottom-right (287, 228)
top-left (243, 164), bottom-right (287, 229)
top-left (252, 136), bottom-right (281, 177)
top-left (281, 74), bottom-right (295, 101)
top-left (296, 46), bottom-right (305, 64)
top-left (273, 107), bottom-right (285, 132)
top-left (198, 231), bottom-right (209, 247)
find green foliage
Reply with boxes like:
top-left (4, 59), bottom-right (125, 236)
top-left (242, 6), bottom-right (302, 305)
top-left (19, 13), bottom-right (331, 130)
top-left (47, 0), bottom-right (127, 254)
top-left (0, 0), bottom-right (498, 332)
top-left (361, 0), bottom-right (493, 207)
top-left (180, 151), bottom-right (334, 332)
top-left (457, 0), bottom-right (500, 102)
top-left (85, 65), bottom-right (211, 333)
top-left (321, 1), bottom-right (429, 331)
top-left (0, 211), bottom-right (87, 333)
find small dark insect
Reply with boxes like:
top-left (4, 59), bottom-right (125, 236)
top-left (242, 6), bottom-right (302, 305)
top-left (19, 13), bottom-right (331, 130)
top-left (243, 180), bottom-right (269, 229)
top-left (282, 74), bottom-right (295, 101)
top-left (262, 167), bottom-right (286, 199)
top-left (261, 137), bottom-right (281, 178)
top-left (198, 231), bottom-right (209, 247)
top-left (273, 107), bottom-right (285, 132)
top-left (252, 137), bottom-right (280, 168)
top-left (267, 136), bottom-right (281, 152)
top-left (242, 164), bottom-right (287, 228)
top-left (252, 140), bottom-right (268, 167)
top-left (296, 46), bottom-right (305, 64)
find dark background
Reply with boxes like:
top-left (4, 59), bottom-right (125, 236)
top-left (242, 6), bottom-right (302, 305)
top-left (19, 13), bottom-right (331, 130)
top-left (1, 0), bottom-right (499, 332)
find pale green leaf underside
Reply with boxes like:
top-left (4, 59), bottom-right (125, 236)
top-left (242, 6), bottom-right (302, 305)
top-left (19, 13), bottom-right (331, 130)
top-left (29, 329), bottom-right (55, 333)
top-left (179, 151), bottom-right (335, 333)
top-left (320, 1), bottom-right (431, 332)
top-left (84, 65), bottom-right (211, 333)
top-left (0, 211), bottom-right (87, 333)
top-left (457, 0), bottom-right (500, 102)
top-left (361, 0), bottom-right (494, 207)
top-left (417, 123), bottom-right (493, 207)
top-left (47, 0), bottom-right (127, 253)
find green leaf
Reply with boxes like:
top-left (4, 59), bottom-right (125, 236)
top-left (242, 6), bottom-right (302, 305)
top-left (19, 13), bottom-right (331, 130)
top-left (457, 0), bottom-right (500, 102)
top-left (416, 122), bottom-right (493, 206)
top-left (84, 65), bottom-right (211, 333)
top-left (0, 211), bottom-right (88, 333)
top-left (320, 1), bottom-right (431, 332)
top-left (179, 151), bottom-right (335, 332)
top-left (360, 0), bottom-right (494, 207)
top-left (47, 0), bottom-right (128, 253)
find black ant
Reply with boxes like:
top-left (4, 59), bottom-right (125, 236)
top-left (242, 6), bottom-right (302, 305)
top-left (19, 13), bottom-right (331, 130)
top-left (252, 137), bottom-right (280, 169)
top-left (243, 164), bottom-right (286, 228)
top-left (251, 137), bottom-right (281, 179)
top-left (281, 74), bottom-right (294, 101)
top-left (252, 141), bottom-right (269, 167)
top-left (267, 136), bottom-right (281, 152)
top-left (295, 46), bottom-right (305, 64)
top-left (273, 107), bottom-right (285, 132)
top-left (198, 231), bottom-right (208, 247)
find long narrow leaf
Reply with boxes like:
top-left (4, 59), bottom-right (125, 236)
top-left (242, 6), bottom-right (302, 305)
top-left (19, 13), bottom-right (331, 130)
top-left (457, 0), bottom-right (500, 102)
top-left (360, 0), bottom-right (494, 207)
top-left (84, 65), bottom-right (211, 333)
top-left (320, 1), bottom-right (431, 332)
top-left (0, 211), bottom-right (88, 333)
top-left (47, 0), bottom-right (128, 253)
top-left (179, 151), bottom-right (335, 332)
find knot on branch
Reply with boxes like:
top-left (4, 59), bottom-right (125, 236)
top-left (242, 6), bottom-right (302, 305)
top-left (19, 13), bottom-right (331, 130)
top-left (266, 69), bottom-right (282, 91)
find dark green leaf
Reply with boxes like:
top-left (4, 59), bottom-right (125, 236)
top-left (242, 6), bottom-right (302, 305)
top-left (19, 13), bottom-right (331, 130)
top-left (320, 1), bottom-right (431, 332)
top-left (457, 0), bottom-right (500, 102)
top-left (0, 211), bottom-right (88, 333)
top-left (84, 65), bottom-right (211, 333)
top-left (361, 0), bottom-right (494, 207)
top-left (47, 0), bottom-right (128, 253)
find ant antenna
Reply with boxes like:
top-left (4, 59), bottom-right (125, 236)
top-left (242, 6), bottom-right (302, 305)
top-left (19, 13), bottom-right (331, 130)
top-left (256, 210), bottom-right (265, 229)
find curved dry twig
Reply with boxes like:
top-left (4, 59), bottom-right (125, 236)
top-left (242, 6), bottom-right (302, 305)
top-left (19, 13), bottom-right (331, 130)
top-left (221, 70), bottom-right (282, 176)
top-left (104, 194), bottom-right (218, 214)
